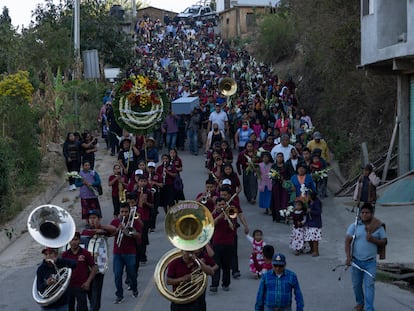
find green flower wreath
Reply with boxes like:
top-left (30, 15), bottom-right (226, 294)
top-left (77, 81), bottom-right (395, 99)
top-left (113, 74), bottom-right (169, 135)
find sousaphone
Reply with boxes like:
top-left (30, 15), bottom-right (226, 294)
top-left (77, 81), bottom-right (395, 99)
top-left (27, 204), bottom-right (75, 306)
top-left (219, 77), bottom-right (237, 97)
top-left (154, 201), bottom-right (214, 304)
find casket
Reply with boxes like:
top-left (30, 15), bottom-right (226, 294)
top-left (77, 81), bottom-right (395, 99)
top-left (171, 96), bottom-right (199, 114)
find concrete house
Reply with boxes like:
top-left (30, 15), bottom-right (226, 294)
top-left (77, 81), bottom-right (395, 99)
top-left (360, 0), bottom-right (414, 175)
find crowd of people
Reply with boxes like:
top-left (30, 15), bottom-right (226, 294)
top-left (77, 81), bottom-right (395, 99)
top-left (37, 15), bottom-right (387, 311)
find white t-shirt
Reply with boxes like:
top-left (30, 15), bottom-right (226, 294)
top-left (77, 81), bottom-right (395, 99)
top-left (271, 144), bottom-right (295, 162)
top-left (209, 110), bottom-right (228, 131)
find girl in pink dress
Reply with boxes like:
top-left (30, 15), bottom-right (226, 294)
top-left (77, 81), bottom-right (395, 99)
top-left (246, 229), bottom-right (267, 278)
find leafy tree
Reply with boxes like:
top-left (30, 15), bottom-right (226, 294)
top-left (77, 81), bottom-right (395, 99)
top-left (255, 11), bottom-right (296, 63)
top-left (0, 7), bottom-right (18, 73)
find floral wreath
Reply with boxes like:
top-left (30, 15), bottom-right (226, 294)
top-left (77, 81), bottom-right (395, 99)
top-left (114, 74), bottom-right (169, 134)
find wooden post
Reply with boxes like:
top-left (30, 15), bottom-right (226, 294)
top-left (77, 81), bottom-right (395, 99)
top-left (382, 117), bottom-right (399, 182)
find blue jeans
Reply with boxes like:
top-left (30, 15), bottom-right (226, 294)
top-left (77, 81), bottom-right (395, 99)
top-left (187, 128), bottom-right (198, 154)
top-left (166, 133), bottom-right (177, 150)
top-left (264, 306), bottom-right (291, 311)
top-left (113, 254), bottom-right (137, 298)
top-left (351, 258), bottom-right (377, 311)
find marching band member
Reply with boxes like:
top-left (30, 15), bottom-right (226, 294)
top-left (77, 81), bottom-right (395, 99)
top-left (219, 164), bottom-right (242, 195)
top-left (167, 248), bottom-right (216, 311)
top-left (81, 210), bottom-right (115, 311)
top-left (110, 202), bottom-right (142, 303)
top-left (108, 164), bottom-right (128, 217)
top-left (118, 137), bottom-right (142, 180)
top-left (195, 179), bottom-right (218, 212)
top-left (219, 185), bottom-right (249, 280)
top-left (211, 156), bottom-right (224, 182)
top-left (36, 247), bottom-right (77, 310)
top-left (156, 154), bottom-right (177, 213)
top-left (209, 197), bottom-right (236, 292)
top-left (135, 175), bottom-right (153, 265)
top-left (62, 232), bottom-right (97, 311)
top-left (147, 161), bottom-right (162, 232)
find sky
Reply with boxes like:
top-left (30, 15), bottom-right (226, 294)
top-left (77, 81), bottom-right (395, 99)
top-left (0, 0), bottom-right (196, 28)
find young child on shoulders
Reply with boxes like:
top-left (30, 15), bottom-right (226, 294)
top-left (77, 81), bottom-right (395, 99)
top-left (246, 229), bottom-right (267, 278)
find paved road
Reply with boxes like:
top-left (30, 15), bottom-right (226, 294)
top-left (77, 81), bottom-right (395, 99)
top-left (0, 144), bottom-right (414, 311)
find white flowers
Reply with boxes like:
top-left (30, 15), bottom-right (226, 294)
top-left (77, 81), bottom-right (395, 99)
top-left (311, 168), bottom-right (331, 181)
top-left (300, 184), bottom-right (309, 197)
top-left (66, 171), bottom-right (82, 180)
top-left (279, 205), bottom-right (294, 217)
top-left (268, 168), bottom-right (281, 180)
top-left (256, 147), bottom-right (266, 158)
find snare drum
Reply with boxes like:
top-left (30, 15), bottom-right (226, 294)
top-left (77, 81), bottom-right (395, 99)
top-left (87, 235), bottom-right (109, 274)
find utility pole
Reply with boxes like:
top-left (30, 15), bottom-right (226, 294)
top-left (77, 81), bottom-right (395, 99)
top-left (74, 0), bottom-right (81, 129)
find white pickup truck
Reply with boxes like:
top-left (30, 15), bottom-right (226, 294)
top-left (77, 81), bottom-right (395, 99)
top-left (175, 5), bottom-right (218, 24)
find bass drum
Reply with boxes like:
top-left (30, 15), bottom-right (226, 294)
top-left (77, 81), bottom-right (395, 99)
top-left (87, 235), bottom-right (109, 274)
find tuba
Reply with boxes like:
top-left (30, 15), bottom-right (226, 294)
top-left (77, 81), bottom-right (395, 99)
top-left (27, 204), bottom-right (75, 306)
top-left (219, 77), bottom-right (237, 97)
top-left (154, 201), bottom-right (214, 304)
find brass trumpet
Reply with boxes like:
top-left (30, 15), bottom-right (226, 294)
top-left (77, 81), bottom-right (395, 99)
top-left (200, 191), bottom-right (211, 204)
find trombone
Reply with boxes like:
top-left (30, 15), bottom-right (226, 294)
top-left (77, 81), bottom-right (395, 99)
top-left (221, 192), bottom-right (238, 230)
top-left (116, 206), bottom-right (140, 247)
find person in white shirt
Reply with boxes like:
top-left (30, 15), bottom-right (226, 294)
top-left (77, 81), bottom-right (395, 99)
top-left (270, 134), bottom-right (294, 162)
top-left (208, 103), bottom-right (229, 134)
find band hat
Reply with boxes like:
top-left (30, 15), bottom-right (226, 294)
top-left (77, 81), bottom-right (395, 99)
top-left (42, 247), bottom-right (58, 254)
top-left (147, 162), bottom-right (156, 168)
top-left (222, 179), bottom-right (232, 185)
top-left (135, 169), bottom-right (144, 175)
top-left (272, 253), bottom-right (286, 266)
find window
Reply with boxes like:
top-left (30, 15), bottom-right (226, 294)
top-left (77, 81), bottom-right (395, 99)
top-left (362, 0), bottom-right (374, 16)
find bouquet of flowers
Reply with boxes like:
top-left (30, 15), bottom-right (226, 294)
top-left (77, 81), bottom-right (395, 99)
top-left (268, 168), bottom-right (281, 181)
top-left (245, 154), bottom-right (260, 179)
top-left (279, 205), bottom-right (294, 218)
top-left (66, 171), bottom-right (82, 180)
top-left (65, 171), bottom-right (98, 196)
top-left (256, 147), bottom-right (266, 158)
top-left (312, 168), bottom-right (332, 181)
top-left (114, 74), bottom-right (168, 134)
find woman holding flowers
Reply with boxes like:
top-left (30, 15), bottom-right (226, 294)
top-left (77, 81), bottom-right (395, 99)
top-left (236, 141), bottom-right (259, 204)
top-left (63, 132), bottom-right (81, 191)
top-left (291, 163), bottom-right (316, 200)
top-left (270, 152), bottom-right (289, 221)
top-left (258, 152), bottom-right (273, 214)
top-left (75, 160), bottom-right (102, 223)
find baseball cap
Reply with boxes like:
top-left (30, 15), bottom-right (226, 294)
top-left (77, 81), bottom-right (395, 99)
top-left (148, 162), bottom-right (156, 168)
top-left (135, 169), bottom-right (144, 175)
top-left (313, 131), bottom-right (322, 139)
top-left (272, 253), bottom-right (286, 266)
top-left (222, 179), bottom-right (232, 185)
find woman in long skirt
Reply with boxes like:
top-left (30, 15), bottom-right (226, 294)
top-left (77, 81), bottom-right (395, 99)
top-left (270, 152), bottom-right (289, 222)
top-left (258, 152), bottom-right (273, 214)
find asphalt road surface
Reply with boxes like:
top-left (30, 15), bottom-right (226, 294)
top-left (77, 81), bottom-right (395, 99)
top-left (0, 145), bottom-right (414, 311)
